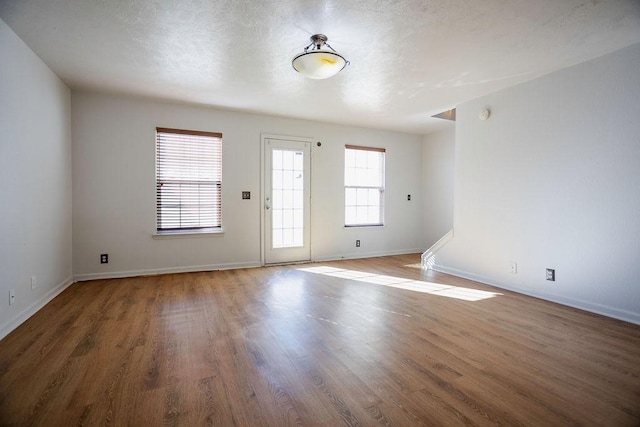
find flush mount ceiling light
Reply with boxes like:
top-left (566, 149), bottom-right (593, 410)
top-left (292, 34), bottom-right (349, 79)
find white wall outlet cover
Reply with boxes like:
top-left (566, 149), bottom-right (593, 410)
top-left (479, 108), bottom-right (491, 120)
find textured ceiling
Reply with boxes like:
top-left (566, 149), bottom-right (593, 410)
top-left (1, 0), bottom-right (639, 134)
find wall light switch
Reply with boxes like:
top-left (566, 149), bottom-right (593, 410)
top-left (242, 191), bottom-right (251, 200)
top-left (546, 268), bottom-right (555, 281)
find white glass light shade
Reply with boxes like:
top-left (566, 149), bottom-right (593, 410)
top-left (292, 51), bottom-right (347, 80)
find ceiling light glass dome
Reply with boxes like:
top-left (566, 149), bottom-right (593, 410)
top-left (292, 34), bottom-right (349, 80)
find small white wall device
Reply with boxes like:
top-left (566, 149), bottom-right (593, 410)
top-left (479, 108), bottom-right (491, 120)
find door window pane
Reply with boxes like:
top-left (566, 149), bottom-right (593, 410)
top-left (272, 149), bottom-right (304, 248)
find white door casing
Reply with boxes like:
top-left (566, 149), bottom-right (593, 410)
top-left (262, 135), bottom-right (311, 264)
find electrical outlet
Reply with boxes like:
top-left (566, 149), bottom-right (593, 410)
top-left (356, 240), bottom-right (361, 247)
top-left (9, 289), bottom-right (15, 305)
top-left (509, 262), bottom-right (517, 274)
top-left (31, 276), bottom-right (37, 290)
top-left (546, 268), bottom-right (555, 281)
top-left (100, 254), bottom-right (109, 264)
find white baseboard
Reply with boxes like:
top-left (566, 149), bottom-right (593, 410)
top-left (75, 250), bottom-right (425, 281)
top-left (313, 248), bottom-right (424, 263)
top-left (74, 261), bottom-right (262, 282)
top-left (433, 264), bottom-right (640, 326)
top-left (0, 275), bottom-right (74, 341)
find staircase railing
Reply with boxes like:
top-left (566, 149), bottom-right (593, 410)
top-left (421, 229), bottom-right (453, 269)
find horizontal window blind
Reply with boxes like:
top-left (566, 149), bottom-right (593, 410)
top-left (156, 128), bottom-right (222, 231)
top-left (344, 145), bottom-right (386, 227)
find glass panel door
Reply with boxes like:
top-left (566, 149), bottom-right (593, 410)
top-left (264, 138), bottom-right (311, 264)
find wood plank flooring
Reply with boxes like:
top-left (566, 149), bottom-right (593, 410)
top-left (1, 254), bottom-right (639, 426)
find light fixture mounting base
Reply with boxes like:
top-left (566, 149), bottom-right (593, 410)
top-left (310, 34), bottom-right (328, 45)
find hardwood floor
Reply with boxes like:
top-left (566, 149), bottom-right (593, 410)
top-left (1, 254), bottom-right (639, 426)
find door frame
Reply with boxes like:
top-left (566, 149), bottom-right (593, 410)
top-left (260, 134), bottom-right (314, 266)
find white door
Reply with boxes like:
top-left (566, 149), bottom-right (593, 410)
top-left (263, 137), bottom-right (311, 264)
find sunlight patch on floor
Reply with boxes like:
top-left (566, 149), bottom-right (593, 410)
top-left (404, 263), bottom-right (423, 269)
top-left (298, 266), bottom-right (501, 301)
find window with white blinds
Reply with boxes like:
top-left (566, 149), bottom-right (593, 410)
top-left (156, 128), bottom-right (222, 232)
top-left (344, 145), bottom-right (385, 226)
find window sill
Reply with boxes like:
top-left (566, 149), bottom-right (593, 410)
top-left (153, 229), bottom-right (225, 239)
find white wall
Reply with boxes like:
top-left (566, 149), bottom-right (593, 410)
top-left (71, 92), bottom-right (424, 279)
top-left (422, 126), bottom-right (455, 247)
top-left (435, 43), bottom-right (640, 324)
top-left (0, 18), bottom-right (73, 339)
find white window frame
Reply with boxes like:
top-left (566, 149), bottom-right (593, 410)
top-left (155, 128), bottom-right (222, 236)
top-left (344, 144), bottom-right (386, 227)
